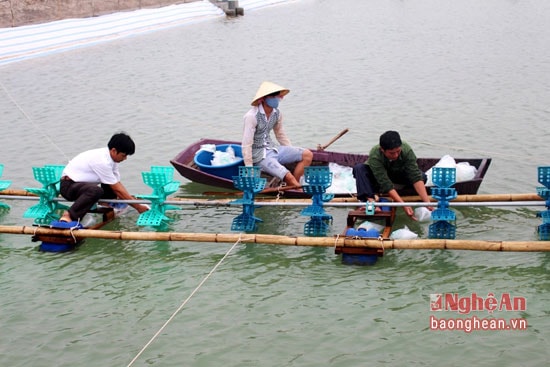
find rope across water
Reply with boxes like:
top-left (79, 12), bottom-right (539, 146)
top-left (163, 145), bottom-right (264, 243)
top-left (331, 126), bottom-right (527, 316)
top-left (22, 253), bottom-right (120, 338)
top-left (126, 235), bottom-right (243, 367)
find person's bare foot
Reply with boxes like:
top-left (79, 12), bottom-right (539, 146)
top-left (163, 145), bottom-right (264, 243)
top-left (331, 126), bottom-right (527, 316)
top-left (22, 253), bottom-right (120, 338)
top-left (59, 212), bottom-right (72, 222)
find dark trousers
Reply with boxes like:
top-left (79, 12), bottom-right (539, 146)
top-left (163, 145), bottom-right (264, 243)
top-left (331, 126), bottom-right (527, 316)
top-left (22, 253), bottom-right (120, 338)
top-left (352, 164), bottom-right (378, 202)
top-left (60, 180), bottom-right (116, 221)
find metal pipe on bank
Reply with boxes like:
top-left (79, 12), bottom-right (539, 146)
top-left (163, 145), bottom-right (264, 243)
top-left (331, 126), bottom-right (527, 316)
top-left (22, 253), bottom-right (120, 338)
top-left (211, 1), bottom-right (244, 16)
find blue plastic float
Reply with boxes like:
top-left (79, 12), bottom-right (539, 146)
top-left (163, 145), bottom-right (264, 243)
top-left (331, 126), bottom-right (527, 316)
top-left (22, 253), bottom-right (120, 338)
top-left (536, 166), bottom-right (550, 240)
top-left (230, 166), bottom-right (266, 232)
top-left (429, 167), bottom-right (457, 239)
top-left (0, 164), bottom-right (12, 209)
top-left (301, 166), bottom-right (334, 237)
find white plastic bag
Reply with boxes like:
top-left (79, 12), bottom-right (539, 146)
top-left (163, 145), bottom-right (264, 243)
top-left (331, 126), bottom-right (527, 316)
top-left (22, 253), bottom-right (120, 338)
top-left (425, 155), bottom-right (456, 187)
top-left (226, 145), bottom-right (236, 161)
top-left (211, 151), bottom-right (231, 165)
top-left (357, 220), bottom-right (385, 232)
top-left (414, 207), bottom-right (432, 222)
top-left (425, 155), bottom-right (477, 186)
top-left (390, 225), bottom-right (419, 240)
top-left (436, 155), bottom-right (456, 168)
top-left (326, 162), bottom-right (357, 194)
top-left (210, 146), bottom-right (239, 166)
top-left (456, 162), bottom-right (477, 182)
top-left (199, 144), bottom-right (216, 153)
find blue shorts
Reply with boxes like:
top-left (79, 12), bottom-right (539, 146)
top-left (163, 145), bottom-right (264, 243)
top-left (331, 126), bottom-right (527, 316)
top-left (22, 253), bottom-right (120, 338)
top-left (258, 146), bottom-right (305, 180)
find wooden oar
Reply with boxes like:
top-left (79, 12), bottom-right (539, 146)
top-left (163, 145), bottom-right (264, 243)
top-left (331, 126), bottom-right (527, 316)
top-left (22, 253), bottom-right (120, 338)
top-left (317, 128), bottom-right (349, 151)
top-left (1, 225), bottom-right (549, 251)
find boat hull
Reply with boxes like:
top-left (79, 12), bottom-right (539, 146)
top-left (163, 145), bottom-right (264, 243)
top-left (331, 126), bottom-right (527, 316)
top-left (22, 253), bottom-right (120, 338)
top-left (171, 138), bottom-right (492, 198)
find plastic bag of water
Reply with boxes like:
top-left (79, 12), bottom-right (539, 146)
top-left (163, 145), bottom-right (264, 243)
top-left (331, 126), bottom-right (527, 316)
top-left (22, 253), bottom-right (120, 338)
top-left (390, 225), bottom-right (419, 239)
top-left (211, 146), bottom-right (236, 166)
top-left (414, 207), bottom-right (432, 222)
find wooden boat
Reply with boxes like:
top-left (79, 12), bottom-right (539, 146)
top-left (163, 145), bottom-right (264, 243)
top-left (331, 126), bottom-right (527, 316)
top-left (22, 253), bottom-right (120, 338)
top-left (170, 138), bottom-right (492, 198)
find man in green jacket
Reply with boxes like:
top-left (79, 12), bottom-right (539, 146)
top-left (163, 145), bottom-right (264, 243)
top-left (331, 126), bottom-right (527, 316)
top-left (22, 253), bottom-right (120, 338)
top-left (353, 130), bottom-right (432, 220)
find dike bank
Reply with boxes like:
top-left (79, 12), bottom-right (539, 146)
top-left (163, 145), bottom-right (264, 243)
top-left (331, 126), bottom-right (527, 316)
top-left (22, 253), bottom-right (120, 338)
top-left (0, 0), bottom-right (223, 28)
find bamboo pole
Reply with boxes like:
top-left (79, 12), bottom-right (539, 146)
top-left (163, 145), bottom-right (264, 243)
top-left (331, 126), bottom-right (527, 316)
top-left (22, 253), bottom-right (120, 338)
top-left (203, 184), bottom-right (303, 197)
top-left (402, 193), bottom-right (543, 202)
top-left (0, 194), bottom-right (546, 208)
top-left (196, 192), bottom-right (547, 203)
top-left (0, 189), bottom-right (38, 196)
top-left (0, 189), bottom-right (544, 203)
top-left (1, 225), bottom-right (549, 252)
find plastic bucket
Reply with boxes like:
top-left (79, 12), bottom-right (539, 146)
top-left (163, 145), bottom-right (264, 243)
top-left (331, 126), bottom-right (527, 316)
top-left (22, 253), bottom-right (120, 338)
top-left (379, 197), bottom-right (391, 212)
top-left (39, 242), bottom-right (75, 252)
top-left (342, 253), bottom-right (379, 266)
top-left (194, 144), bottom-right (244, 180)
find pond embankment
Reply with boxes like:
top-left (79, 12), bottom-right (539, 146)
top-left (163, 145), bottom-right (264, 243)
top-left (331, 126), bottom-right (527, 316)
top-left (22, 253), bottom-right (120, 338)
top-left (0, 0), bottom-right (207, 28)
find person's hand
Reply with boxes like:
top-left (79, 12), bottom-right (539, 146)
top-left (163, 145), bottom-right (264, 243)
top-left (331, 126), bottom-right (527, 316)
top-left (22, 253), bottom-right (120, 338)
top-left (403, 206), bottom-right (417, 221)
top-left (135, 204), bottom-right (150, 214)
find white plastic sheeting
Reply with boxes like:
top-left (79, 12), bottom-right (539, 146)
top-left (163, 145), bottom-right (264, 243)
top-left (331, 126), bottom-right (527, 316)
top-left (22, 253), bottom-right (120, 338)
top-left (0, 0), bottom-right (296, 66)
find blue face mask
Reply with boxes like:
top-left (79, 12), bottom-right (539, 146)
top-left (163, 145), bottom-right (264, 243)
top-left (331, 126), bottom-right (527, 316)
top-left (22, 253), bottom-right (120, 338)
top-left (265, 96), bottom-right (280, 109)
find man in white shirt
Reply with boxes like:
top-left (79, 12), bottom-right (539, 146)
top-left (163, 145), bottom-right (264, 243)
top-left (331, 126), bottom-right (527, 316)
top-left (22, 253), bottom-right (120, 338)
top-left (56, 132), bottom-right (149, 225)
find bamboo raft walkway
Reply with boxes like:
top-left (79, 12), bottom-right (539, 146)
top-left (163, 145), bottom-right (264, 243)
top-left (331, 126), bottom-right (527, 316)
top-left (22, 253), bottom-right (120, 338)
top-left (1, 225), bottom-right (549, 252)
top-left (0, 189), bottom-right (546, 207)
top-left (1, 189), bottom-right (549, 252)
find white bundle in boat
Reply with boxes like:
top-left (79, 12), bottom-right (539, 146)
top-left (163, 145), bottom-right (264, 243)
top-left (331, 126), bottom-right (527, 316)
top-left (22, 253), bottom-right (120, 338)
top-left (326, 162), bottom-right (357, 194)
top-left (211, 146), bottom-right (237, 166)
top-left (425, 155), bottom-right (478, 187)
top-left (199, 144), bottom-right (217, 153)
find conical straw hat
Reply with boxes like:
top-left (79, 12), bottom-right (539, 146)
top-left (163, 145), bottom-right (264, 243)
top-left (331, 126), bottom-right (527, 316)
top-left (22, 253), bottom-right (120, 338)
top-left (251, 81), bottom-right (290, 106)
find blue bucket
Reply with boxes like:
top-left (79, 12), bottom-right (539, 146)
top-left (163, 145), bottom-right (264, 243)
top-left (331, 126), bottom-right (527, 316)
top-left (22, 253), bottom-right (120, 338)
top-left (379, 197), bottom-right (391, 212)
top-left (346, 228), bottom-right (380, 238)
top-left (39, 242), bottom-right (75, 252)
top-left (342, 228), bottom-right (381, 265)
top-left (342, 253), bottom-right (379, 266)
top-left (194, 144), bottom-right (244, 180)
